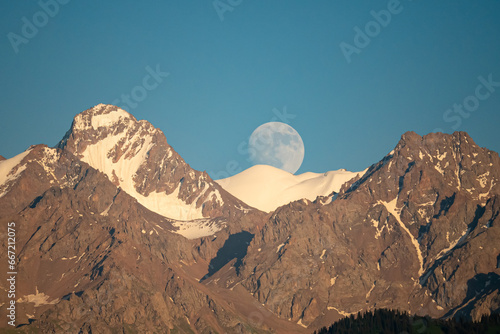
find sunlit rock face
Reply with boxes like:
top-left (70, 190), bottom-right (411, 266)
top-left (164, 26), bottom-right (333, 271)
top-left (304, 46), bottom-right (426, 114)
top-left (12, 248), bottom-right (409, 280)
top-left (1, 104), bottom-right (499, 333)
top-left (237, 131), bottom-right (500, 328)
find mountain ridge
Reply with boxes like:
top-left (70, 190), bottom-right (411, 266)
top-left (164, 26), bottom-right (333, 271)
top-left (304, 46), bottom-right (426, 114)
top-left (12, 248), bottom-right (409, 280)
top-left (0, 105), bottom-right (499, 333)
top-left (234, 130), bottom-right (500, 328)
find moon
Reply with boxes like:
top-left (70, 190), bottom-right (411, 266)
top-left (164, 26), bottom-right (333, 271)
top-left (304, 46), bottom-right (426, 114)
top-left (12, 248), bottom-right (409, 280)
top-left (248, 122), bottom-right (305, 174)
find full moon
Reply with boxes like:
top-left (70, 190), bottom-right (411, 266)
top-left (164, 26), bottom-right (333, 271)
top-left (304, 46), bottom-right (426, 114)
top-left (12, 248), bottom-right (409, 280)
top-left (248, 122), bottom-right (305, 174)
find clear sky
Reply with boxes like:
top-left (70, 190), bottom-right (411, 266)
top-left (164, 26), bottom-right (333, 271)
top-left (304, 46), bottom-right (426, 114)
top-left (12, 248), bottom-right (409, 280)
top-left (1, 1), bottom-right (499, 178)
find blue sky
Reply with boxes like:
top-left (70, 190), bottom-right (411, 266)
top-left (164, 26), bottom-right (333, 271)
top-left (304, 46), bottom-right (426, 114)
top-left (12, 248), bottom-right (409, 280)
top-left (1, 1), bottom-right (499, 177)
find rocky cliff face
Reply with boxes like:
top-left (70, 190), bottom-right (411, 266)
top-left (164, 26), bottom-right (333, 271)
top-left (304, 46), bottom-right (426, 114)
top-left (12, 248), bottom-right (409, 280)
top-left (1, 105), bottom-right (498, 333)
top-left (236, 131), bottom-right (500, 328)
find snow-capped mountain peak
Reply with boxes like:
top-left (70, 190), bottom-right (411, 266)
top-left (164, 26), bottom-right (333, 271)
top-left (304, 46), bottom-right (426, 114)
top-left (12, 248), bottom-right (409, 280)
top-left (57, 104), bottom-right (233, 224)
top-left (72, 103), bottom-right (134, 131)
top-left (216, 164), bottom-right (365, 212)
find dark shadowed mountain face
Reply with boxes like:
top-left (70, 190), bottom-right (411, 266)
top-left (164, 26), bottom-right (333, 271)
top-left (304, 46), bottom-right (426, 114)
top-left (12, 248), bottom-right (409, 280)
top-left (0, 106), bottom-right (498, 333)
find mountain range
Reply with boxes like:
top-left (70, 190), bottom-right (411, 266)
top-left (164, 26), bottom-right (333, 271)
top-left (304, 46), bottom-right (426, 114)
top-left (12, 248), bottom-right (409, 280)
top-left (0, 104), bottom-right (499, 333)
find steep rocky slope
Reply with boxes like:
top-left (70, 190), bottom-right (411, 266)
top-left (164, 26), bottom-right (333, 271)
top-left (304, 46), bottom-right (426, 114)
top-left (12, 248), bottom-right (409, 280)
top-left (235, 131), bottom-right (500, 329)
top-left (1, 105), bottom-right (498, 333)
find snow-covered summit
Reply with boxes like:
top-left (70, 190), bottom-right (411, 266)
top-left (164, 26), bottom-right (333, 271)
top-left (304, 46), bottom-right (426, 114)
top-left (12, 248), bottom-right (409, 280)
top-left (74, 104), bottom-right (134, 131)
top-left (57, 104), bottom-right (223, 223)
top-left (215, 164), bottom-right (365, 212)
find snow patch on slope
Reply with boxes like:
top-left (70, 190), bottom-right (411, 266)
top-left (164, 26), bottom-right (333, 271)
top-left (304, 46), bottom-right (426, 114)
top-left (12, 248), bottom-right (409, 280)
top-left (131, 185), bottom-right (205, 221)
top-left (216, 165), bottom-right (364, 212)
top-left (378, 198), bottom-right (424, 277)
top-left (91, 108), bottom-right (129, 130)
top-left (171, 219), bottom-right (224, 239)
top-left (434, 228), bottom-right (468, 262)
top-left (17, 287), bottom-right (59, 307)
top-left (0, 149), bottom-right (31, 197)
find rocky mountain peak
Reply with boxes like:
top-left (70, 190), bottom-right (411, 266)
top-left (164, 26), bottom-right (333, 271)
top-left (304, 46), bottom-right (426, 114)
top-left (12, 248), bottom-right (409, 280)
top-left (398, 130), bottom-right (423, 145)
top-left (394, 131), bottom-right (477, 158)
top-left (58, 104), bottom-right (163, 152)
top-left (73, 103), bottom-right (134, 129)
top-left (236, 130), bottom-right (500, 328)
top-left (345, 131), bottom-right (498, 199)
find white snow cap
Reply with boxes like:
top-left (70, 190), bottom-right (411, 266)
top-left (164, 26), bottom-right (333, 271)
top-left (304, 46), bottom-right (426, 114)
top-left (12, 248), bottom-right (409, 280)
top-left (72, 104), bottom-right (207, 221)
top-left (216, 164), bottom-right (364, 212)
top-left (73, 104), bottom-right (133, 131)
